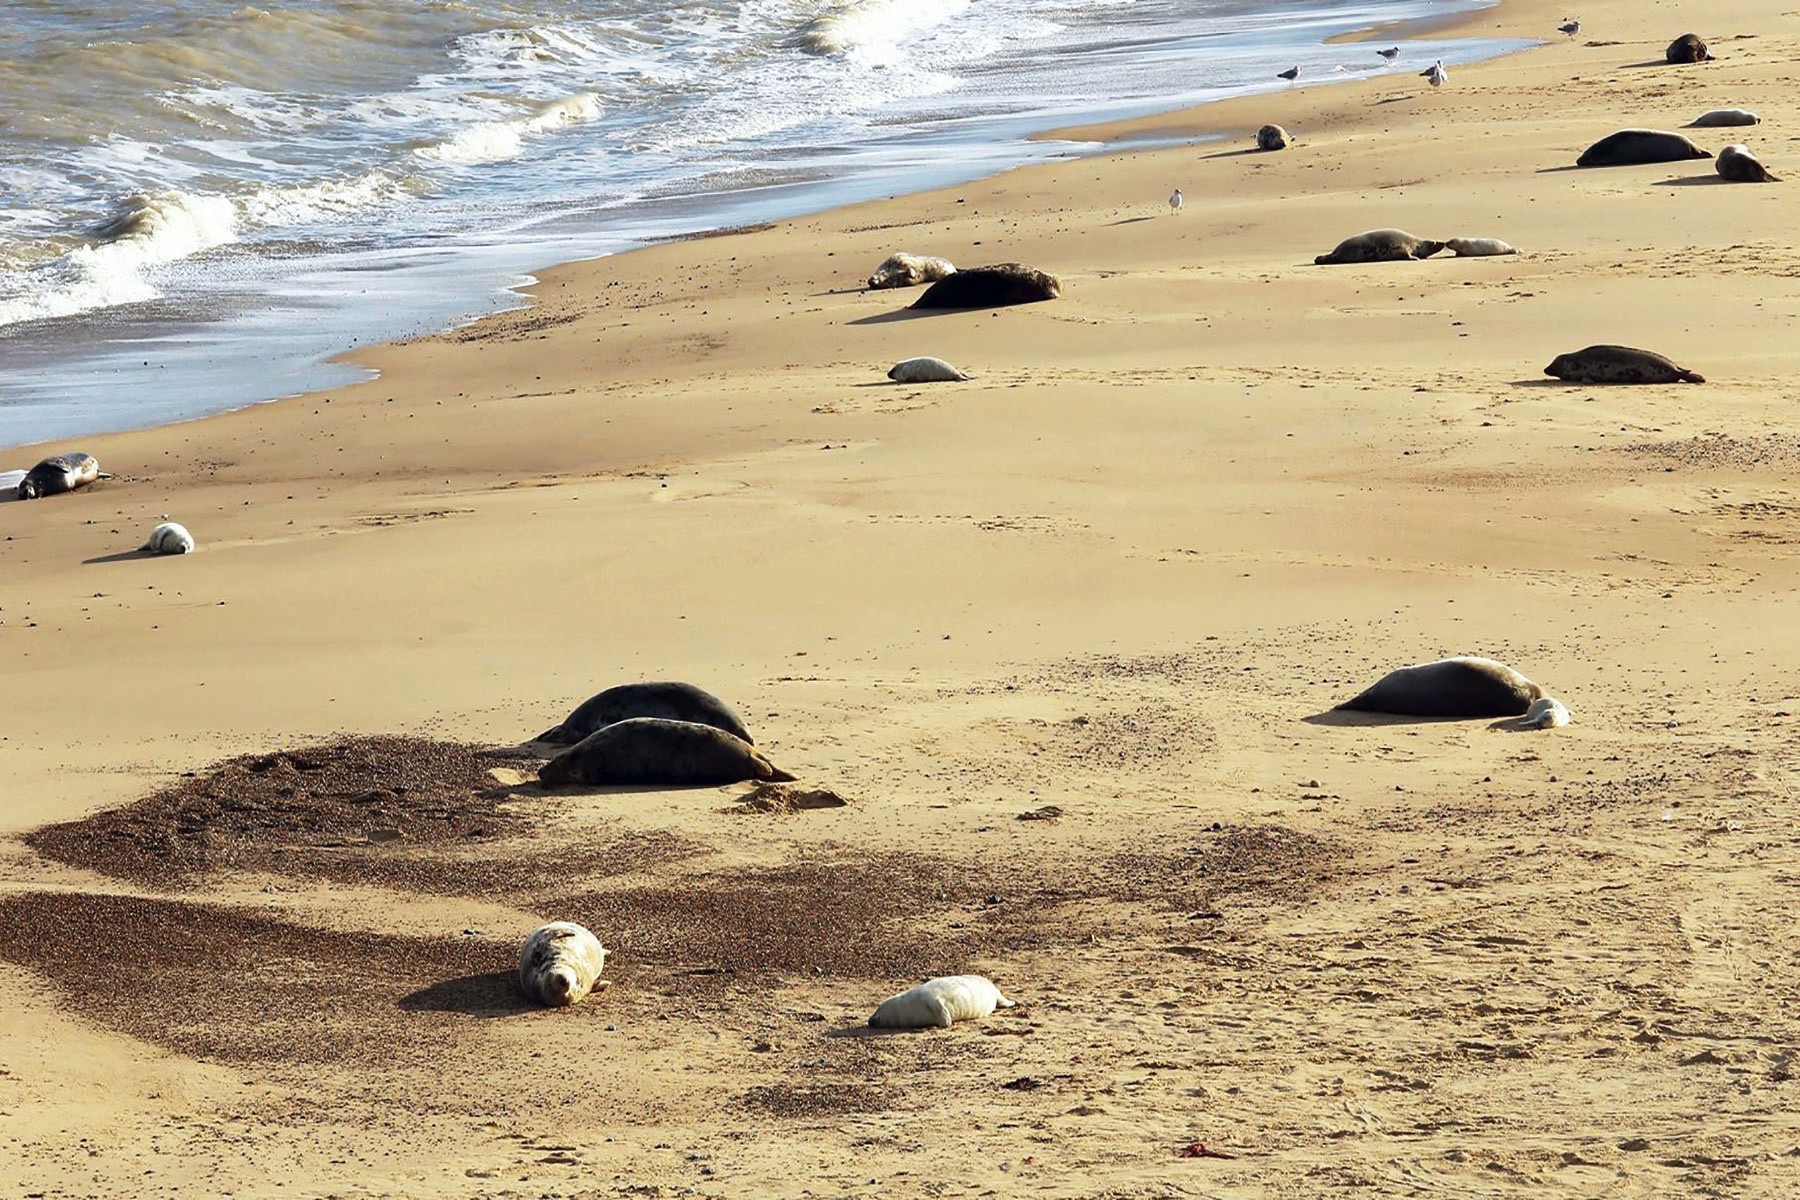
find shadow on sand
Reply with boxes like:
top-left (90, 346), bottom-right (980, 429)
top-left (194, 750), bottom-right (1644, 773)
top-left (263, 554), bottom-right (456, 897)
top-left (82, 549), bottom-right (155, 565)
top-left (398, 971), bottom-right (537, 1018)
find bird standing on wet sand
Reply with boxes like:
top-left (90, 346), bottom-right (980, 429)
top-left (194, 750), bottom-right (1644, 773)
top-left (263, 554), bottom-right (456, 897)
top-left (1277, 65), bottom-right (1299, 82)
top-left (1377, 46), bottom-right (1400, 59)
top-left (1422, 60), bottom-right (1447, 87)
top-left (1558, 18), bottom-right (1581, 37)
top-left (1168, 188), bottom-right (1183, 215)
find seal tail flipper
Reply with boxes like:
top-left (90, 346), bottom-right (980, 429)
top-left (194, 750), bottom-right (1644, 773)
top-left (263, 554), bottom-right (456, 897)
top-left (763, 763), bottom-right (798, 783)
top-left (996, 994), bottom-right (1017, 1009)
top-left (1313, 254), bottom-right (1336, 265)
top-left (535, 725), bottom-right (569, 744)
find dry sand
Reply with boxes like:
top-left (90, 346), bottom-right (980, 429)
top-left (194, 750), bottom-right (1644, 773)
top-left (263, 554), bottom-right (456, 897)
top-left (6, 0), bottom-right (1800, 1194)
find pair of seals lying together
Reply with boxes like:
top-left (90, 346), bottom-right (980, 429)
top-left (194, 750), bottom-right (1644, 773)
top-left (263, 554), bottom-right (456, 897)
top-left (533, 681), bottom-right (792, 786)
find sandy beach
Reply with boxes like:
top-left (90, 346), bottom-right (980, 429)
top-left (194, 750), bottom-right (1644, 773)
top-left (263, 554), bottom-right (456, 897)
top-left (7, 0), bottom-right (1800, 1193)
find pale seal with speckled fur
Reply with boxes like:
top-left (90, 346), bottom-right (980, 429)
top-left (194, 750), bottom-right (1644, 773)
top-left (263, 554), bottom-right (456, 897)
top-left (519, 921), bottom-right (609, 1007)
top-left (869, 975), bottom-right (1015, 1029)
top-left (887, 356), bottom-right (970, 383)
top-left (1446, 237), bottom-right (1518, 257)
top-left (867, 253), bottom-right (956, 290)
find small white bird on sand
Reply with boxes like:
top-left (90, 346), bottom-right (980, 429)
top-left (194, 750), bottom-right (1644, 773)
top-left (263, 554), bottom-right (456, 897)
top-left (1558, 19), bottom-right (1580, 37)
top-left (1277, 65), bottom-right (1299, 82)
top-left (1377, 46), bottom-right (1400, 59)
top-left (1168, 188), bottom-right (1183, 215)
top-left (1422, 60), bottom-right (1447, 87)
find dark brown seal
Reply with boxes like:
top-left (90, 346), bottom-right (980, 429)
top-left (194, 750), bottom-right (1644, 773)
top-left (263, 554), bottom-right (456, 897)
top-left (1544, 345), bottom-right (1705, 384)
top-left (1575, 130), bottom-right (1711, 168)
top-left (1256, 124), bottom-right (1289, 151)
top-left (1666, 33), bottom-right (1713, 64)
top-left (1313, 229), bottom-right (1445, 265)
top-left (536, 681), bottom-right (753, 745)
top-left (1336, 657), bottom-right (1544, 718)
top-left (1715, 144), bottom-right (1780, 183)
top-left (16, 452), bottom-right (103, 500)
top-left (911, 264), bottom-right (1060, 309)
top-left (536, 718), bottom-right (794, 787)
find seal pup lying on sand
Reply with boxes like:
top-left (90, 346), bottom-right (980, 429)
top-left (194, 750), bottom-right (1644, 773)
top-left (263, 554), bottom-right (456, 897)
top-left (1544, 345), bottom-right (1705, 384)
top-left (1445, 237), bottom-right (1518, 257)
top-left (1337, 656), bottom-right (1548, 718)
top-left (912, 264), bottom-right (1060, 309)
top-left (887, 356), bottom-right (970, 383)
top-left (1521, 697), bottom-right (1572, 729)
top-left (1576, 130), bottom-right (1711, 167)
top-left (1314, 229), bottom-right (1445, 265)
top-left (1666, 33), bottom-right (1713, 63)
top-left (140, 521), bottom-right (195, 555)
top-left (1688, 109), bottom-right (1759, 128)
top-left (537, 681), bottom-right (752, 745)
top-left (519, 921), bottom-right (609, 1007)
top-left (17, 452), bottom-right (107, 500)
top-left (869, 975), bottom-right (1015, 1029)
top-left (537, 717), bottom-right (794, 787)
top-left (867, 252), bottom-right (955, 290)
top-left (1716, 144), bottom-right (1780, 183)
top-left (1256, 124), bottom-right (1289, 151)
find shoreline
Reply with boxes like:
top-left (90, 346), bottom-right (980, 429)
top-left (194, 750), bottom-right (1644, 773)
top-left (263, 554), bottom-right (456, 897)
top-left (9, 0), bottom-right (1800, 1193)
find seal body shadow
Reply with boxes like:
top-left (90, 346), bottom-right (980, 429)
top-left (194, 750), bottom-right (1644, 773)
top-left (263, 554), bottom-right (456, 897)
top-left (912, 264), bottom-right (1060, 309)
top-left (1337, 656), bottom-right (1543, 718)
top-left (537, 681), bottom-right (751, 745)
top-left (537, 717), bottom-right (794, 787)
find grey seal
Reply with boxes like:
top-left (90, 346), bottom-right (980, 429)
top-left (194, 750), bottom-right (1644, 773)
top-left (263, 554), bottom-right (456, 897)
top-left (911, 264), bottom-right (1060, 309)
top-left (536, 718), bottom-right (795, 787)
top-left (17, 452), bottom-right (106, 500)
top-left (1256, 124), bottom-right (1289, 151)
top-left (518, 921), bottom-right (609, 1007)
top-left (887, 356), bottom-right (970, 383)
top-left (1666, 33), bottom-right (1712, 63)
top-left (1688, 109), bottom-right (1759, 128)
top-left (1445, 237), bottom-right (1518, 257)
top-left (536, 681), bottom-right (752, 746)
top-left (1716, 143), bottom-right (1780, 183)
top-left (1336, 656), bottom-right (1546, 718)
top-left (1576, 129), bottom-right (1711, 168)
top-left (867, 253), bottom-right (956, 290)
top-left (1544, 345), bottom-right (1705, 384)
top-left (140, 521), bottom-right (195, 555)
top-left (1313, 229), bottom-right (1445, 265)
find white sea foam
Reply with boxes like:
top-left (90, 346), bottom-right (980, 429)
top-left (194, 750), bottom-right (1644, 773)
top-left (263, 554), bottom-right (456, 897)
top-left (799, 0), bottom-right (971, 61)
top-left (414, 92), bottom-right (603, 165)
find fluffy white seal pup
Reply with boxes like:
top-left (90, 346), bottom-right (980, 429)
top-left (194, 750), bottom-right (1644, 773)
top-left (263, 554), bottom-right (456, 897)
top-left (140, 521), bottom-right (195, 555)
top-left (867, 253), bottom-right (956, 290)
top-left (868, 974), bottom-right (1015, 1029)
top-left (1520, 696), bottom-right (1572, 729)
top-left (1445, 237), bottom-right (1519, 257)
top-left (887, 356), bottom-right (970, 383)
top-left (519, 921), bottom-right (609, 1007)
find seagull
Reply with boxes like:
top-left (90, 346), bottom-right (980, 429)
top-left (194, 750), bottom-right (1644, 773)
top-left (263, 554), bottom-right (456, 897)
top-left (1169, 188), bottom-right (1183, 215)
top-left (1558, 19), bottom-right (1580, 36)
top-left (1277, 65), bottom-right (1299, 82)
top-left (1421, 59), bottom-right (1447, 87)
top-left (1377, 46), bottom-right (1401, 59)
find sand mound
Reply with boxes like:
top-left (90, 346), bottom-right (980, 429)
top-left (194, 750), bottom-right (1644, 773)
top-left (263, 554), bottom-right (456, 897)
top-left (730, 783), bottom-right (852, 814)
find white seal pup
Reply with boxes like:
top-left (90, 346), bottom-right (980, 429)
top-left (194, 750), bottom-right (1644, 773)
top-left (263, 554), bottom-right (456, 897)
top-left (887, 356), bottom-right (970, 383)
top-left (1688, 109), bottom-right (1760, 128)
top-left (519, 921), bottom-right (609, 1007)
top-left (868, 975), bottom-right (1016, 1029)
top-left (140, 521), bottom-right (195, 555)
top-left (17, 452), bottom-right (108, 500)
top-left (1716, 143), bottom-right (1780, 183)
top-left (867, 253), bottom-right (956, 290)
top-left (1445, 237), bottom-right (1519, 257)
top-left (1520, 696), bottom-right (1572, 729)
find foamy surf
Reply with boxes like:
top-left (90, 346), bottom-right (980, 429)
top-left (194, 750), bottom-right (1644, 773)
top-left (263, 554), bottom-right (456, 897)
top-left (414, 92), bottom-right (603, 166)
top-left (798, 0), bottom-right (971, 61)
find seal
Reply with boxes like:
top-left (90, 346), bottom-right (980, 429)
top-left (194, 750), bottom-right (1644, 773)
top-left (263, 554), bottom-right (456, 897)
top-left (1666, 33), bottom-right (1712, 63)
top-left (1544, 345), bottom-right (1705, 384)
top-left (912, 264), bottom-right (1060, 309)
top-left (16, 452), bottom-right (106, 500)
top-left (887, 356), bottom-right (970, 383)
top-left (536, 681), bottom-right (753, 745)
top-left (1445, 237), bottom-right (1518, 257)
top-left (869, 975), bottom-right (1016, 1029)
top-left (140, 521), bottom-right (195, 555)
top-left (1688, 109), bottom-right (1760, 128)
top-left (1313, 229), bottom-right (1445, 265)
top-left (867, 252), bottom-right (956, 290)
top-left (1256, 124), bottom-right (1289, 151)
top-left (1716, 143), bottom-right (1780, 183)
top-left (1576, 129), bottom-right (1711, 168)
top-left (518, 921), bottom-right (609, 1007)
top-left (1336, 656), bottom-right (1545, 718)
top-left (536, 717), bottom-right (795, 787)
top-left (1520, 696), bottom-right (1572, 729)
